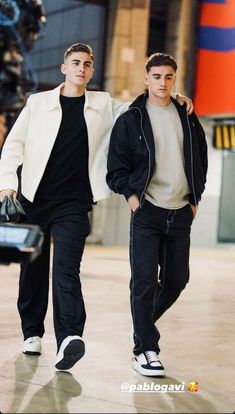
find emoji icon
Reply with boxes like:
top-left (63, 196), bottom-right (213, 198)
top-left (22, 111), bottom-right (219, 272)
top-left (187, 381), bottom-right (199, 392)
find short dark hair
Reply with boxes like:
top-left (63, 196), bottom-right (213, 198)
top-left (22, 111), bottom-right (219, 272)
top-left (145, 52), bottom-right (177, 73)
top-left (64, 43), bottom-right (94, 62)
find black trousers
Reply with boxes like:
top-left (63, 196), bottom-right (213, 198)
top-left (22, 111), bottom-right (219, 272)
top-left (18, 198), bottom-right (91, 350)
top-left (130, 200), bottom-right (193, 356)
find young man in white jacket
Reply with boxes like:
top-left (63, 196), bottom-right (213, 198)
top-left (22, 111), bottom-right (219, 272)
top-left (0, 43), bottom-right (193, 370)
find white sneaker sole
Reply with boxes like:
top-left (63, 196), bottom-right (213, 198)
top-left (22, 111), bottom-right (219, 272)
top-left (133, 360), bottom-right (165, 377)
top-left (55, 336), bottom-right (85, 370)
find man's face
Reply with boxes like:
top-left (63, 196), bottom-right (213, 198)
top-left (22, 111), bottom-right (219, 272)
top-left (61, 52), bottom-right (94, 88)
top-left (144, 65), bottom-right (176, 102)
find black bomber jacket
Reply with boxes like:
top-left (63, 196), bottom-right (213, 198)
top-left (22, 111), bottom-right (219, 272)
top-left (106, 92), bottom-right (208, 207)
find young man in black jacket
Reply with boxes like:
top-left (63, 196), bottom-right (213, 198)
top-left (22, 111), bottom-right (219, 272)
top-left (106, 53), bottom-right (207, 377)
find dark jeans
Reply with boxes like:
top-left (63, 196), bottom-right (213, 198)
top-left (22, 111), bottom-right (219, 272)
top-left (18, 198), bottom-right (91, 350)
top-left (130, 200), bottom-right (193, 356)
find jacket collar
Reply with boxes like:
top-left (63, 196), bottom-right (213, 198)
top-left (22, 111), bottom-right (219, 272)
top-left (45, 83), bottom-right (100, 111)
top-left (84, 89), bottom-right (100, 111)
top-left (45, 84), bottom-right (64, 111)
top-left (130, 91), bottom-right (148, 112)
top-left (130, 90), bottom-right (188, 117)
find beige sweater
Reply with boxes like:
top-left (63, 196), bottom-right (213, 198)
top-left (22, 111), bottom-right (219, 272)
top-left (145, 100), bottom-right (190, 209)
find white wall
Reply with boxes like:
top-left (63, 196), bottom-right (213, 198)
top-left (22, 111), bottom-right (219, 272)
top-left (191, 120), bottom-right (222, 247)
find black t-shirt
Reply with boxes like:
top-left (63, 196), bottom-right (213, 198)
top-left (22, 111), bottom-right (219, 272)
top-left (34, 94), bottom-right (93, 204)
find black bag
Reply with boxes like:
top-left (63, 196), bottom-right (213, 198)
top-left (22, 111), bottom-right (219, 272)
top-left (0, 195), bottom-right (26, 223)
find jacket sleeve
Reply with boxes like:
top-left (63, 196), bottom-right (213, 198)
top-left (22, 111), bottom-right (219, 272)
top-left (0, 96), bottom-right (31, 192)
top-left (191, 112), bottom-right (208, 180)
top-left (106, 115), bottom-right (135, 200)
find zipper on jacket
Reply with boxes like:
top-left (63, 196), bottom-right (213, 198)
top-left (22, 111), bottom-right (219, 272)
top-left (186, 115), bottom-right (197, 206)
top-left (129, 106), bottom-right (151, 205)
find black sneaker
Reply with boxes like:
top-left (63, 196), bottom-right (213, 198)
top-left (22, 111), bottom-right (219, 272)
top-left (133, 351), bottom-right (165, 377)
top-left (55, 335), bottom-right (85, 370)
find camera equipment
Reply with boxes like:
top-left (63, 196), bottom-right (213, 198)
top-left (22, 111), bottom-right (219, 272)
top-left (0, 222), bottom-right (43, 264)
top-left (0, 0), bottom-right (46, 114)
top-left (0, 2), bottom-right (45, 263)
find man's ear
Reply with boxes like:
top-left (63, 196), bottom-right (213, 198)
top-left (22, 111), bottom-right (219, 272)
top-left (61, 63), bottom-right (66, 75)
top-left (144, 73), bottom-right (149, 86)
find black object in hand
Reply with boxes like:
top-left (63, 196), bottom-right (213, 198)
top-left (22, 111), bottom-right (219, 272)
top-left (0, 195), bottom-right (26, 223)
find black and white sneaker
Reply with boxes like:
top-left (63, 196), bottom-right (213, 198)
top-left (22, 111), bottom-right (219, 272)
top-left (133, 351), bottom-right (165, 377)
top-left (55, 335), bottom-right (85, 370)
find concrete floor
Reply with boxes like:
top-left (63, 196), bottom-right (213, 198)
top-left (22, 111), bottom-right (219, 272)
top-left (0, 245), bottom-right (234, 413)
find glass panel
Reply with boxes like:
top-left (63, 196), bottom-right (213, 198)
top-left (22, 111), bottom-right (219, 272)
top-left (218, 151), bottom-right (235, 242)
top-left (28, 0), bottom-right (107, 90)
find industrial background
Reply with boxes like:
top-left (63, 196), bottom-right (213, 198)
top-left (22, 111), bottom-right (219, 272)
top-left (0, 2), bottom-right (234, 413)
top-left (23, 0), bottom-right (235, 247)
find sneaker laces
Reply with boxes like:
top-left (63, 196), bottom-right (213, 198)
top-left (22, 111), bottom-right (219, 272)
top-left (144, 351), bottom-right (161, 367)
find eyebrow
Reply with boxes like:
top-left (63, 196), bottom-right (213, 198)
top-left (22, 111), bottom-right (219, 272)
top-left (152, 73), bottom-right (174, 76)
top-left (72, 59), bottom-right (92, 64)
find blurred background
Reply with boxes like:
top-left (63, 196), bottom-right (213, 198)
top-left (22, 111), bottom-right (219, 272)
top-left (1, 0), bottom-right (235, 248)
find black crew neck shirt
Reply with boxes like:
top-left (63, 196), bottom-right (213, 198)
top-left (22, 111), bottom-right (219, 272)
top-left (34, 94), bottom-right (93, 204)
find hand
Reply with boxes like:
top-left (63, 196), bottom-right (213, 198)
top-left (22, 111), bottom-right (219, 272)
top-left (0, 114), bottom-right (7, 148)
top-left (0, 189), bottom-right (17, 203)
top-left (176, 93), bottom-right (194, 115)
top-left (190, 204), bottom-right (198, 219)
top-left (128, 194), bottom-right (140, 212)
